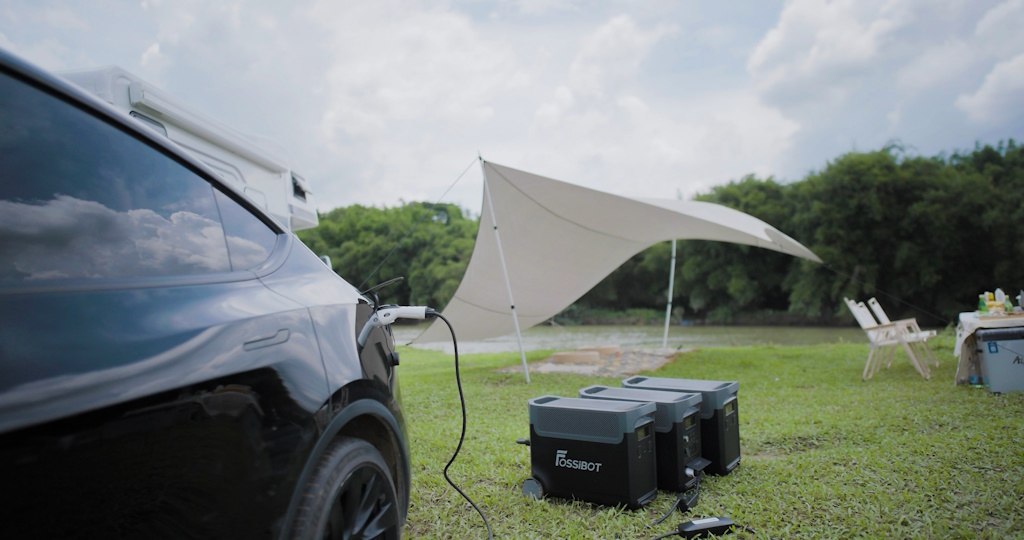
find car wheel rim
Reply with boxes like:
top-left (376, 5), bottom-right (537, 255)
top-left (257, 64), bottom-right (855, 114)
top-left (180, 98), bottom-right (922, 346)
top-left (324, 464), bottom-right (399, 540)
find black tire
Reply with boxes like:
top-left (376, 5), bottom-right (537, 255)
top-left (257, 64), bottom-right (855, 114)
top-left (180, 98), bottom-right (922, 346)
top-left (289, 437), bottom-right (401, 540)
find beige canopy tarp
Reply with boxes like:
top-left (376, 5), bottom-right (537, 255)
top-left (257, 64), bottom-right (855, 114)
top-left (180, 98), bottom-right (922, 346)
top-left (414, 161), bottom-right (821, 346)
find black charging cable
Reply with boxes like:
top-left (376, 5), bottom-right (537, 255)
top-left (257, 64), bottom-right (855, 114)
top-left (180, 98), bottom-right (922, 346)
top-left (647, 472), bottom-right (766, 539)
top-left (433, 311), bottom-right (494, 540)
top-left (650, 475), bottom-right (701, 528)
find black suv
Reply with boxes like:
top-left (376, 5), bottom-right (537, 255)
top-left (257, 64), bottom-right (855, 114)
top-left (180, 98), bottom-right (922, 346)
top-left (0, 48), bottom-right (408, 539)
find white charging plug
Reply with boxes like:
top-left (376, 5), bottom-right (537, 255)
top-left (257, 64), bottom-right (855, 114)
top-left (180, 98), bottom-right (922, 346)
top-left (357, 305), bottom-right (434, 347)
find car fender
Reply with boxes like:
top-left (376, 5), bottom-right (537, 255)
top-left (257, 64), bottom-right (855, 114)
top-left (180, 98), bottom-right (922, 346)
top-left (278, 396), bottom-right (410, 539)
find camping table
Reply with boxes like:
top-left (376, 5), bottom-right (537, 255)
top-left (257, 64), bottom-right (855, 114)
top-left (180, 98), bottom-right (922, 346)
top-left (954, 311), bottom-right (1024, 384)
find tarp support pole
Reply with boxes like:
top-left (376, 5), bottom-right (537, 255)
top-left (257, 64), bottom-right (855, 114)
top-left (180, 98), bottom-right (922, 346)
top-left (481, 158), bottom-right (530, 383)
top-left (662, 239), bottom-right (677, 350)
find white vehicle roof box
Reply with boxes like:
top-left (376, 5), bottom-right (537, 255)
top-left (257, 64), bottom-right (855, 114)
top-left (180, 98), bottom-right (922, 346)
top-left (59, 66), bottom-right (318, 231)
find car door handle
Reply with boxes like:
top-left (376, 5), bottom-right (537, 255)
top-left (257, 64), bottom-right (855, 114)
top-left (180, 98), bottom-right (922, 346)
top-left (243, 329), bottom-right (290, 351)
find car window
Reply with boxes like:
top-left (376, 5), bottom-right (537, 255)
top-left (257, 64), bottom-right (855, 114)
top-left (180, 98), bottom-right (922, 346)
top-left (0, 70), bottom-right (232, 285)
top-left (213, 188), bottom-right (279, 271)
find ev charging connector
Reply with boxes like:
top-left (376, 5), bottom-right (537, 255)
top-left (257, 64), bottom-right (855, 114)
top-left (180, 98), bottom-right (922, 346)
top-left (357, 305), bottom-right (434, 347)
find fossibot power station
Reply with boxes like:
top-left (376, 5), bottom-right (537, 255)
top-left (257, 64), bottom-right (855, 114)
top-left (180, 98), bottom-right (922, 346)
top-left (522, 396), bottom-right (658, 509)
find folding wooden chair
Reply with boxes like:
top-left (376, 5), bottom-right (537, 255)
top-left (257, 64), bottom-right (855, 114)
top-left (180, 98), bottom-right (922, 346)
top-left (844, 298), bottom-right (930, 380)
top-left (866, 297), bottom-right (939, 369)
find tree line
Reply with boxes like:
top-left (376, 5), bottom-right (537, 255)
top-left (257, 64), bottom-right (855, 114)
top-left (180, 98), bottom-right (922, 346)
top-left (297, 202), bottom-right (476, 310)
top-left (298, 140), bottom-right (1023, 326)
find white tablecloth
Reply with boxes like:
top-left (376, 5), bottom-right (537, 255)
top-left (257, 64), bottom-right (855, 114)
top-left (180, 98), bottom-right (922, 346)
top-left (954, 311), bottom-right (1024, 384)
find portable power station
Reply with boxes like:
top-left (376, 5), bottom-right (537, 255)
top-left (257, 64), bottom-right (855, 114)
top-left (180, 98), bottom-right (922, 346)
top-left (523, 395), bottom-right (658, 509)
top-left (578, 385), bottom-right (704, 491)
top-left (622, 377), bottom-right (740, 476)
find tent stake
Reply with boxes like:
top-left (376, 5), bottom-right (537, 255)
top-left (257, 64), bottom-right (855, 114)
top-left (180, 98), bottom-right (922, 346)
top-left (481, 158), bottom-right (531, 383)
top-left (662, 239), bottom-right (677, 350)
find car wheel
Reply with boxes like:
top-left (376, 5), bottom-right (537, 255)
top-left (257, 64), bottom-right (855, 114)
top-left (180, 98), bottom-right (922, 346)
top-left (289, 437), bottom-right (401, 540)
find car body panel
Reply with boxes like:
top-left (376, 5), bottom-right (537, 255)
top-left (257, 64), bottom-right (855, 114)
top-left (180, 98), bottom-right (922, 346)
top-left (0, 47), bottom-right (410, 539)
top-left (0, 262), bottom-right (329, 431)
top-left (0, 366), bottom-right (322, 538)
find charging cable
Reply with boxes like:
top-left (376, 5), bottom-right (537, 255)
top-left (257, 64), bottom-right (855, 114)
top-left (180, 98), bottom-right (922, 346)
top-left (650, 475), bottom-right (701, 528)
top-left (355, 295), bottom-right (492, 539)
top-left (648, 465), bottom-right (763, 539)
top-left (650, 457), bottom-right (711, 528)
top-left (433, 311), bottom-right (494, 540)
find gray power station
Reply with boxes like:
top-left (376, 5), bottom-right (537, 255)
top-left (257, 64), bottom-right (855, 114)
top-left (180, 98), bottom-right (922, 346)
top-left (523, 395), bottom-right (658, 508)
top-left (578, 385), bottom-right (704, 491)
top-left (622, 377), bottom-right (740, 475)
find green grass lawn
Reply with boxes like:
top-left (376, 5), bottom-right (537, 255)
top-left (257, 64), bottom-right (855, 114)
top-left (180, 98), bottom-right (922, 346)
top-left (397, 332), bottom-right (1024, 539)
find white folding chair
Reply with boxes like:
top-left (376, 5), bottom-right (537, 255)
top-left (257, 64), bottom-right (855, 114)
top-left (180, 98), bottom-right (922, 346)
top-left (866, 297), bottom-right (938, 369)
top-left (844, 297), bottom-right (929, 380)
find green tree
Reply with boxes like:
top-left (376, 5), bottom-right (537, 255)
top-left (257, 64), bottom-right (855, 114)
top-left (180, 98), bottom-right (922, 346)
top-left (296, 202), bottom-right (477, 309)
top-left (298, 139), bottom-right (1024, 326)
top-left (784, 147), bottom-right (1001, 324)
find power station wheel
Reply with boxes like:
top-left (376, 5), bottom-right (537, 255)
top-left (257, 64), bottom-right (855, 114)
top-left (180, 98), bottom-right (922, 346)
top-left (521, 477), bottom-right (545, 500)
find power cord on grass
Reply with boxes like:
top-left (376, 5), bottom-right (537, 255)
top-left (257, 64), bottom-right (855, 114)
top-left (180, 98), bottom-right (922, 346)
top-left (647, 473), bottom-right (764, 540)
top-left (650, 475), bottom-right (701, 528)
top-left (433, 310), bottom-right (493, 540)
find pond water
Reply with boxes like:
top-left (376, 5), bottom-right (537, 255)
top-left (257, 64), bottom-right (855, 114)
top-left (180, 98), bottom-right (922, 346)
top-left (392, 324), bottom-right (867, 355)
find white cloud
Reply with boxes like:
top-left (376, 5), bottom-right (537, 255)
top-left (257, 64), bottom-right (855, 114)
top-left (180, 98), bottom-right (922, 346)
top-left (5, 38), bottom-right (72, 71)
top-left (293, 0), bottom-right (541, 209)
top-left (516, 87), bottom-right (800, 201)
top-left (896, 39), bottom-right (974, 93)
top-left (257, 14), bottom-right (277, 30)
top-left (746, 0), bottom-right (1023, 178)
top-left (693, 93), bottom-right (800, 179)
top-left (956, 53), bottom-right (1024, 123)
top-left (310, 1), bottom-right (527, 140)
top-left (2, 0), bottom-right (1021, 216)
top-left (510, 0), bottom-right (582, 16)
top-left (139, 42), bottom-right (163, 68)
top-left (748, 0), bottom-right (913, 109)
top-left (616, 94), bottom-right (649, 117)
top-left (975, 0), bottom-right (1024, 54)
top-left (517, 14), bottom-right (793, 198)
top-left (533, 85), bottom-right (576, 129)
top-left (695, 24), bottom-right (738, 49)
top-left (136, 0), bottom-right (261, 92)
top-left (567, 15), bottom-right (676, 97)
top-left (40, 7), bottom-right (89, 31)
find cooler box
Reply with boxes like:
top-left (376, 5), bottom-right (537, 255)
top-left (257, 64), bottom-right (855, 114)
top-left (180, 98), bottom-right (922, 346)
top-left (621, 377), bottom-right (740, 476)
top-left (526, 395), bottom-right (657, 508)
top-left (579, 385), bottom-right (703, 492)
top-left (975, 327), bottom-right (1024, 393)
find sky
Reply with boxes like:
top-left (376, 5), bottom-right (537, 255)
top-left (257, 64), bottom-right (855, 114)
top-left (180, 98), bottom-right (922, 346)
top-left (1, 0), bottom-right (1022, 215)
